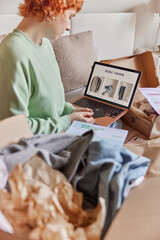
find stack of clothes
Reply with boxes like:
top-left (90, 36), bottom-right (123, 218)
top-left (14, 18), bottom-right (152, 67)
top-left (0, 130), bottom-right (150, 240)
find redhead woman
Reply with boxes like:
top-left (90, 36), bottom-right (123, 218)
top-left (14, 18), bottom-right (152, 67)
top-left (0, 0), bottom-right (94, 134)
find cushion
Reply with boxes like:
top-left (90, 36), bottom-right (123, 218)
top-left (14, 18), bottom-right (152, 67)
top-left (50, 31), bottom-right (98, 93)
top-left (65, 86), bottom-right (85, 103)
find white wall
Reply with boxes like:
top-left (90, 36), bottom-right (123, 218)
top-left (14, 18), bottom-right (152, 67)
top-left (80, 0), bottom-right (159, 51)
top-left (81, 0), bottom-right (149, 13)
top-left (0, 0), bottom-right (159, 51)
top-left (0, 0), bottom-right (150, 13)
top-left (71, 13), bottom-right (136, 60)
top-left (0, 0), bottom-right (149, 13)
top-left (0, 0), bottom-right (20, 13)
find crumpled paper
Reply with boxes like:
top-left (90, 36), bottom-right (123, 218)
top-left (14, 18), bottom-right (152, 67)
top-left (133, 94), bottom-right (158, 123)
top-left (0, 155), bottom-right (106, 240)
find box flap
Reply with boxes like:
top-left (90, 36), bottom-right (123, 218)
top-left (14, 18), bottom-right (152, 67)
top-left (104, 176), bottom-right (160, 240)
top-left (0, 114), bottom-right (33, 149)
top-left (101, 51), bottom-right (159, 88)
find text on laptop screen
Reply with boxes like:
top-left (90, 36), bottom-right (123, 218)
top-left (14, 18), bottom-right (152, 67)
top-left (85, 62), bottom-right (140, 108)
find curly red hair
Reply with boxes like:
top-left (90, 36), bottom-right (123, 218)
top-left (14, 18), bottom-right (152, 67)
top-left (18, 0), bottom-right (84, 22)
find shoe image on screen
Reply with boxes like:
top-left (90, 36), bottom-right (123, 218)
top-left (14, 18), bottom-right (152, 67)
top-left (102, 85), bottom-right (114, 96)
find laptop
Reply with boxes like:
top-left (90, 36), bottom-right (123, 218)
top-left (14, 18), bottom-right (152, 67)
top-left (72, 61), bottom-right (141, 127)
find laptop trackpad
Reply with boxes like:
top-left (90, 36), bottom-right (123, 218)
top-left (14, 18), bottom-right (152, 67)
top-left (93, 109), bottom-right (106, 118)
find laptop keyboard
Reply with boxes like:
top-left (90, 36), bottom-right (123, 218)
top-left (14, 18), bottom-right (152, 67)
top-left (74, 97), bottom-right (125, 118)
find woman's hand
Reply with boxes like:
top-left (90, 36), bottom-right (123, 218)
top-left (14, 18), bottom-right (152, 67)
top-left (72, 107), bottom-right (93, 113)
top-left (69, 109), bottom-right (95, 124)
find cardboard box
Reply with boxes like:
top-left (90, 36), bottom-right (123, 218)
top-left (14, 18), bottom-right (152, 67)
top-left (104, 176), bottom-right (160, 240)
top-left (102, 52), bottom-right (160, 239)
top-left (1, 114), bottom-right (160, 240)
top-left (0, 114), bottom-right (33, 149)
top-left (101, 51), bottom-right (159, 88)
top-left (101, 51), bottom-right (160, 137)
top-left (0, 114), bottom-right (33, 240)
top-left (121, 105), bottom-right (154, 138)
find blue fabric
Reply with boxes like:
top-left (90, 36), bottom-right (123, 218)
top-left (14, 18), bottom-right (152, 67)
top-left (76, 139), bottom-right (150, 239)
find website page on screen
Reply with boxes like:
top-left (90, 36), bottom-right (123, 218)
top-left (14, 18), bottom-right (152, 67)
top-left (86, 63), bottom-right (139, 107)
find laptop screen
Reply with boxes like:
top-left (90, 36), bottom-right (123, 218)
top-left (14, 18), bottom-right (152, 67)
top-left (85, 62), bottom-right (141, 109)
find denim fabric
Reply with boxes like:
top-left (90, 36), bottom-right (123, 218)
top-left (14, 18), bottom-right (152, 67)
top-left (75, 139), bottom-right (150, 239)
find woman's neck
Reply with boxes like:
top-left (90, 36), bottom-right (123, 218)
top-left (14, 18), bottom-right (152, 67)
top-left (16, 16), bottom-right (46, 45)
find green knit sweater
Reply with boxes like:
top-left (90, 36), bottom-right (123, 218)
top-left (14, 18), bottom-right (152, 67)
top-left (0, 29), bottom-right (74, 134)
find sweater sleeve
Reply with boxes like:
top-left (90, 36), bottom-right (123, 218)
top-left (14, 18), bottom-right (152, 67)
top-left (28, 115), bottom-right (71, 134)
top-left (62, 101), bottom-right (75, 115)
top-left (0, 54), bottom-right (71, 134)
